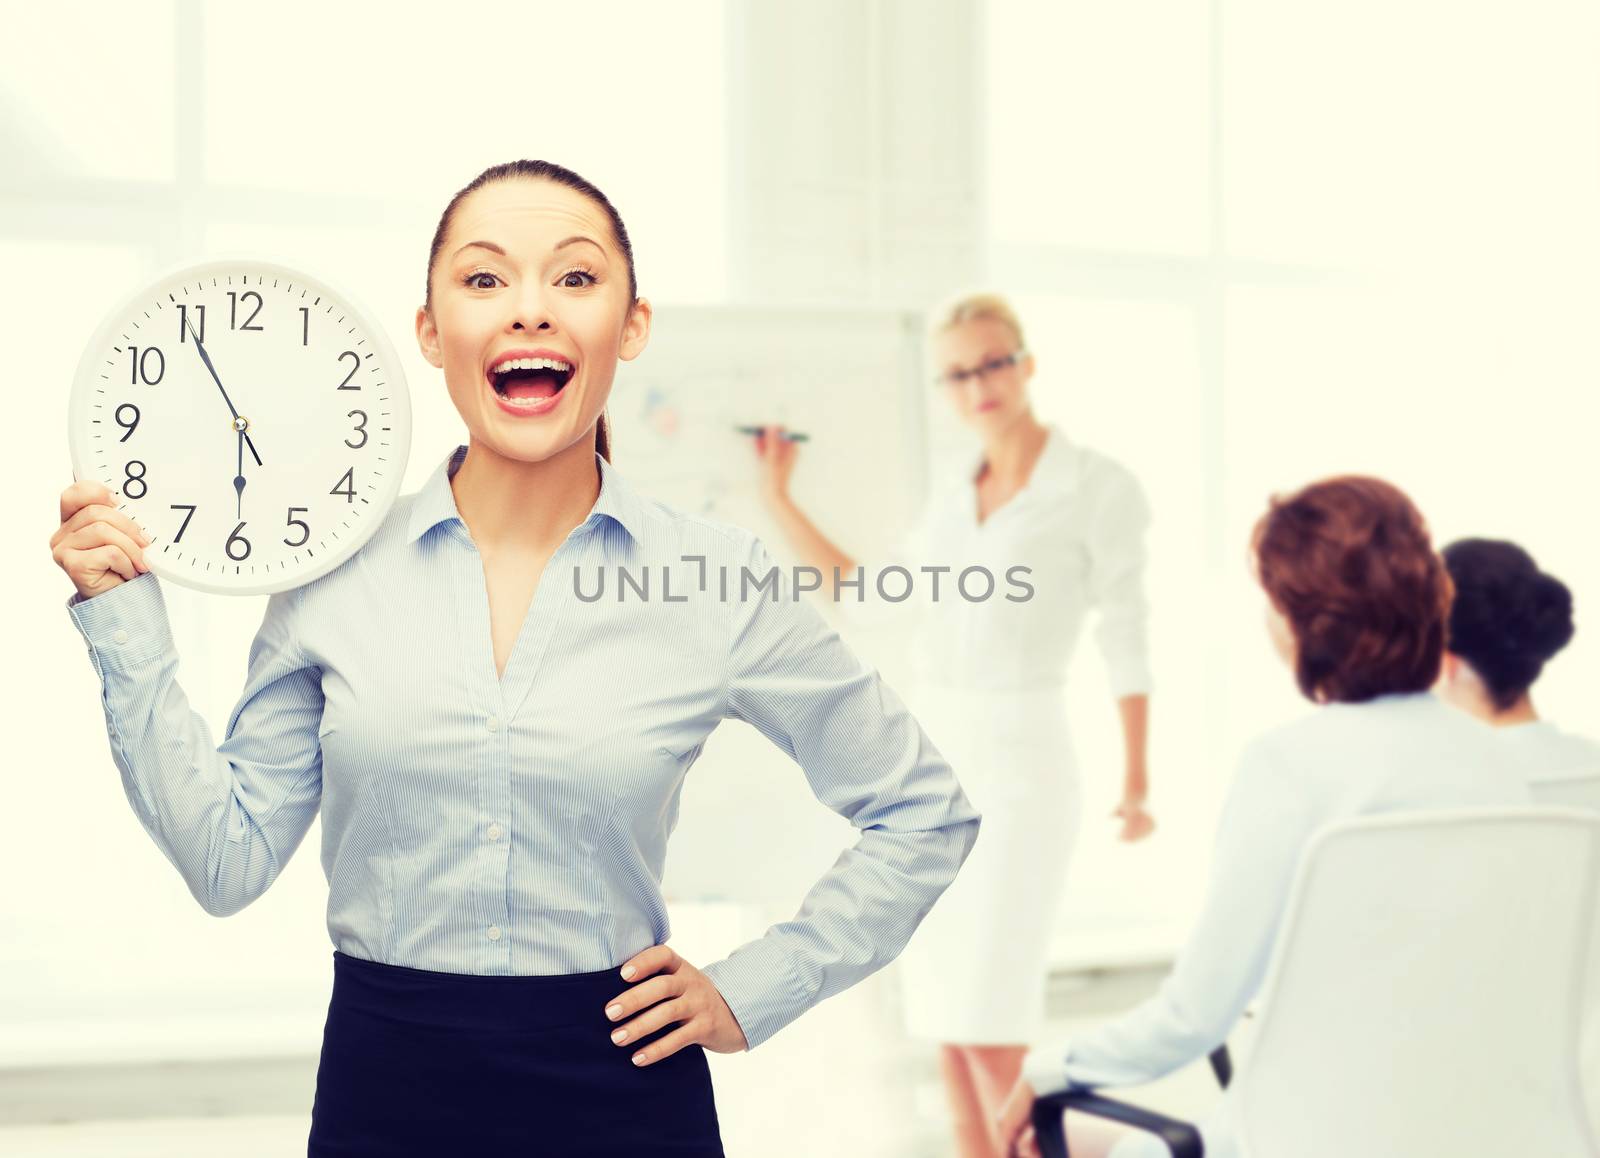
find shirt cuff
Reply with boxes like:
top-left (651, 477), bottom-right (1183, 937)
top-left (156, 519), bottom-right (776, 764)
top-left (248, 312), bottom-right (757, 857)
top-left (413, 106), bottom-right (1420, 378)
top-left (700, 933), bottom-right (813, 1053)
top-left (1107, 661), bottom-right (1153, 700)
top-left (1021, 1041), bottom-right (1073, 1096)
top-left (65, 571), bottom-right (175, 675)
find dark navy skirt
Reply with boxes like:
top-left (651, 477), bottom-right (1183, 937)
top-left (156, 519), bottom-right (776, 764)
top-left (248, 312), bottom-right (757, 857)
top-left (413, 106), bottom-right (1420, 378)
top-left (308, 950), bottom-right (725, 1156)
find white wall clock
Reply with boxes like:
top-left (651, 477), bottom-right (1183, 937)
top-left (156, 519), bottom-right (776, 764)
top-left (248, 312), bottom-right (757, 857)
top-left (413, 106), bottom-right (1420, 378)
top-left (67, 255), bottom-right (411, 596)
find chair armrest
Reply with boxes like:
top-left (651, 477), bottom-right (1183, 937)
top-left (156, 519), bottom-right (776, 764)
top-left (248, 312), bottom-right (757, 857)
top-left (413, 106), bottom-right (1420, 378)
top-left (1208, 1043), bottom-right (1233, 1089)
top-left (1031, 1089), bottom-right (1204, 1158)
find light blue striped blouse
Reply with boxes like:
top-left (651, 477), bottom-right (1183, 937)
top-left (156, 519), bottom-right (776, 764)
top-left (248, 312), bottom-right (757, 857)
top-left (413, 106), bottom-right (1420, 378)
top-left (65, 442), bottom-right (981, 1051)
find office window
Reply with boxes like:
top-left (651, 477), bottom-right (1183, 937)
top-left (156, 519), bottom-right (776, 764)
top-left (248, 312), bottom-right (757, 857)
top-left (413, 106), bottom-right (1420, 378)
top-left (202, 0), bottom-right (728, 303)
top-left (985, 1), bottom-right (1211, 255)
top-left (0, 4), bottom-right (178, 182)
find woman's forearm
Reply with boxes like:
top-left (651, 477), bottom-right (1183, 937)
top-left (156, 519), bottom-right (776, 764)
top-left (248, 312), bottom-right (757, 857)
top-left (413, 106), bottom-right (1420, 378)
top-left (1117, 693), bottom-right (1149, 801)
top-left (762, 490), bottom-right (856, 580)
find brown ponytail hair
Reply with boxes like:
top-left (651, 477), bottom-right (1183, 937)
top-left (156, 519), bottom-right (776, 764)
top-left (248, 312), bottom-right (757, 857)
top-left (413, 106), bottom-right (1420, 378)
top-left (1252, 475), bottom-right (1452, 704)
top-left (425, 159), bottom-right (637, 463)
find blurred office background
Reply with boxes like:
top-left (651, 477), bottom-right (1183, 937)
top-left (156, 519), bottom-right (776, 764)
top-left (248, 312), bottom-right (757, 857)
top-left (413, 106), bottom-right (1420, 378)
top-left (5, 0), bottom-right (1598, 1153)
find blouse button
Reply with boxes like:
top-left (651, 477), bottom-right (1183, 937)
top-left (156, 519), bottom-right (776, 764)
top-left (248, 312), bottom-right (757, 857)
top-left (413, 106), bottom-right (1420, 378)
top-left (486, 823), bottom-right (503, 842)
top-left (113, 629), bottom-right (129, 644)
top-left (486, 925), bottom-right (502, 941)
top-left (485, 715), bottom-right (500, 733)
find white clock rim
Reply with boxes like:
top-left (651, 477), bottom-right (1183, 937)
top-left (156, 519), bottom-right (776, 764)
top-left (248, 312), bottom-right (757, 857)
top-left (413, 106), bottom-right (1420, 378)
top-left (67, 253), bottom-right (413, 598)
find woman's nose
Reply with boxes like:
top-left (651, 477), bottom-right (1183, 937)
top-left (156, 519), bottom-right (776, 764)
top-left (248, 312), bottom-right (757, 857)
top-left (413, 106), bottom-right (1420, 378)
top-left (508, 284), bottom-right (555, 331)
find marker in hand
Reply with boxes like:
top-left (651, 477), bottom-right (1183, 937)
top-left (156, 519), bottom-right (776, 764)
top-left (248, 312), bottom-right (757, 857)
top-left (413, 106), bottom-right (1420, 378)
top-left (733, 425), bottom-right (810, 443)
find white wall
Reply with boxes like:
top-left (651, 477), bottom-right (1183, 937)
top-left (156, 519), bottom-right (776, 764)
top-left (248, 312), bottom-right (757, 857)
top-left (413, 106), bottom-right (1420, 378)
top-left (6, 0), bottom-right (1599, 1079)
top-left (981, 0), bottom-right (1600, 954)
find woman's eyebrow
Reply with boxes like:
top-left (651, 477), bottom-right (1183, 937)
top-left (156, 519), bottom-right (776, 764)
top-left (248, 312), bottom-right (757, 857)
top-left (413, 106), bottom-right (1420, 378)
top-left (453, 240), bottom-right (506, 259)
top-left (452, 236), bottom-right (605, 260)
top-left (553, 235), bottom-right (604, 254)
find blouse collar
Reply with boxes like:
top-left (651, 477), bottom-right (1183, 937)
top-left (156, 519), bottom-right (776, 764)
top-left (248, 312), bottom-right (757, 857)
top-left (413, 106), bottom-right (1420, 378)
top-left (959, 422), bottom-right (1079, 497)
top-left (405, 443), bottom-right (646, 546)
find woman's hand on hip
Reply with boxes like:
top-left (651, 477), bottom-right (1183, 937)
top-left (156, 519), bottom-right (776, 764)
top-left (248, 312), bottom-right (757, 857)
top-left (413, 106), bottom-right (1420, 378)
top-left (603, 944), bottom-right (749, 1065)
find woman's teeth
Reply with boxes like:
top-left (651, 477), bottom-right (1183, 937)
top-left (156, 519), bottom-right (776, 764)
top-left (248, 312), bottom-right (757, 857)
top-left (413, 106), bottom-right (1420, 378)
top-left (489, 355), bottom-right (572, 376)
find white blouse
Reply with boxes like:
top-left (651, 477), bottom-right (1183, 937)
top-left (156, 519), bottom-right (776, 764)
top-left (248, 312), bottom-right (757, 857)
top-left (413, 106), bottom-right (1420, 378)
top-left (846, 424), bottom-right (1153, 696)
top-left (1020, 692), bottom-right (1531, 1155)
top-left (1497, 720), bottom-right (1600, 784)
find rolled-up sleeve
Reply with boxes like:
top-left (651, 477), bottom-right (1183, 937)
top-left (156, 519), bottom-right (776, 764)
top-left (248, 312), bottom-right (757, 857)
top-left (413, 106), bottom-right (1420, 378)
top-left (1086, 463), bottom-right (1154, 698)
top-left (65, 571), bottom-right (325, 917)
top-left (700, 532), bottom-right (982, 1051)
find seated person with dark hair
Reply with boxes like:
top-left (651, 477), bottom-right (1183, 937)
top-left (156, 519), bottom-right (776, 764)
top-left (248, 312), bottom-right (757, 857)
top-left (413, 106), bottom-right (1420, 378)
top-left (1437, 537), bottom-right (1600, 787)
top-left (996, 476), bottom-right (1531, 1158)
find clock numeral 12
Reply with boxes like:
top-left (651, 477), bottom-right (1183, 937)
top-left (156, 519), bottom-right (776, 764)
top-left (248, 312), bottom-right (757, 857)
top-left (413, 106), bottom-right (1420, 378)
top-left (227, 291), bottom-right (264, 331)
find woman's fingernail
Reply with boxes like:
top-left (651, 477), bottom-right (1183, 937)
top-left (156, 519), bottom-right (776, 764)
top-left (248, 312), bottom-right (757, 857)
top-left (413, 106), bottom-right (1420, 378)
top-left (606, 1004), bottom-right (622, 1020)
top-left (632, 1053), bottom-right (646, 1066)
top-left (611, 1029), bottom-right (627, 1044)
top-left (620, 965), bottom-right (636, 980)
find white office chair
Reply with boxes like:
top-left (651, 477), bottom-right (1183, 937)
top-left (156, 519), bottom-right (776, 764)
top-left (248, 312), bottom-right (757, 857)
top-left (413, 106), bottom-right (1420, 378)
top-left (1031, 808), bottom-right (1600, 1157)
top-left (1531, 771), bottom-right (1600, 812)
top-left (1527, 774), bottom-right (1600, 1145)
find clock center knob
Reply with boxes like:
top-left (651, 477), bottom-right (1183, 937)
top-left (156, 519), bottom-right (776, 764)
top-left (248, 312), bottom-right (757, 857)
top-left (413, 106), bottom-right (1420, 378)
top-left (232, 416), bottom-right (250, 433)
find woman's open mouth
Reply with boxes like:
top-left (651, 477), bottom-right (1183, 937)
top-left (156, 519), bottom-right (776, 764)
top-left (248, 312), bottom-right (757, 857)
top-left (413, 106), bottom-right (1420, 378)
top-left (485, 353), bottom-right (575, 417)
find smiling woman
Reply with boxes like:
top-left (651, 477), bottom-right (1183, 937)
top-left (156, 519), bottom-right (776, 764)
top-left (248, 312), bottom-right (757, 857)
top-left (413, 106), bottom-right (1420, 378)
top-left (54, 157), bottom-right (980, 1158)
top-left (418, 159), bottom-right (645, 473)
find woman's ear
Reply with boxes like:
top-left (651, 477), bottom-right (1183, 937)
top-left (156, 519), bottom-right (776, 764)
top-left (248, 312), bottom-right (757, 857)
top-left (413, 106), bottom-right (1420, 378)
top-left (415, 305), bottom-right (444, 369)
top-left (619, 296), bottom-right (653, 363)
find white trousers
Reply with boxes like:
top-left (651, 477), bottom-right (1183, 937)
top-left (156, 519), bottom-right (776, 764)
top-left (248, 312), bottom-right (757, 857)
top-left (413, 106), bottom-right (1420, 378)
top-left (896, 682), bottom-right (1083, 1044)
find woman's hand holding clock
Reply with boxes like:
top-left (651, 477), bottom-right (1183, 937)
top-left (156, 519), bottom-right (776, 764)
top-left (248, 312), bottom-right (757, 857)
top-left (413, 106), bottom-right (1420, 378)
top-left (602, 944), bottom-right (749, 1066)
top-left (52, 479), bottom-right (153, 601)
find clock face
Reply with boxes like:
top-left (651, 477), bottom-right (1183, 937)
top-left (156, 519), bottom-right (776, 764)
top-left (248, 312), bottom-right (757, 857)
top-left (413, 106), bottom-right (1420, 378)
top-left (68, 256), bottom-right (412, 596)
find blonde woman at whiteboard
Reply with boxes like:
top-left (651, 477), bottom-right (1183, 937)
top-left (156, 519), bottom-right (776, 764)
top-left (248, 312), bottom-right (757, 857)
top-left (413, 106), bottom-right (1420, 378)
top-left (751, 292), bottom-right (1156, 1158)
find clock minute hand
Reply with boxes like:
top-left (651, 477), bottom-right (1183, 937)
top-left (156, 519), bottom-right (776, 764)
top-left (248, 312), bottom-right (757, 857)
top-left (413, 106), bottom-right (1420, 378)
top-left (183, 311), bottom-right (264, 472)
top-left (183, 312), bottom-right (242, 423)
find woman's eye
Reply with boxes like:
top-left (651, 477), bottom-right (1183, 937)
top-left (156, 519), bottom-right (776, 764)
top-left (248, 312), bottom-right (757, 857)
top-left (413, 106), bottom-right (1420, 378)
top-left (560, 269), bottom-right (598, 288)
top-left (463, 271), bottom-right (499, 290)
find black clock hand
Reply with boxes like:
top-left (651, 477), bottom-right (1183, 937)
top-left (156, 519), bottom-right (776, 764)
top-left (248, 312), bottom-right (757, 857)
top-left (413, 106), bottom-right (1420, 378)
top-left (183, 312), bottom-right (243, 422)
top-left (236, 430), bottom-right (247, 519)
top-left (183, 312), bottom-right (265, 469)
